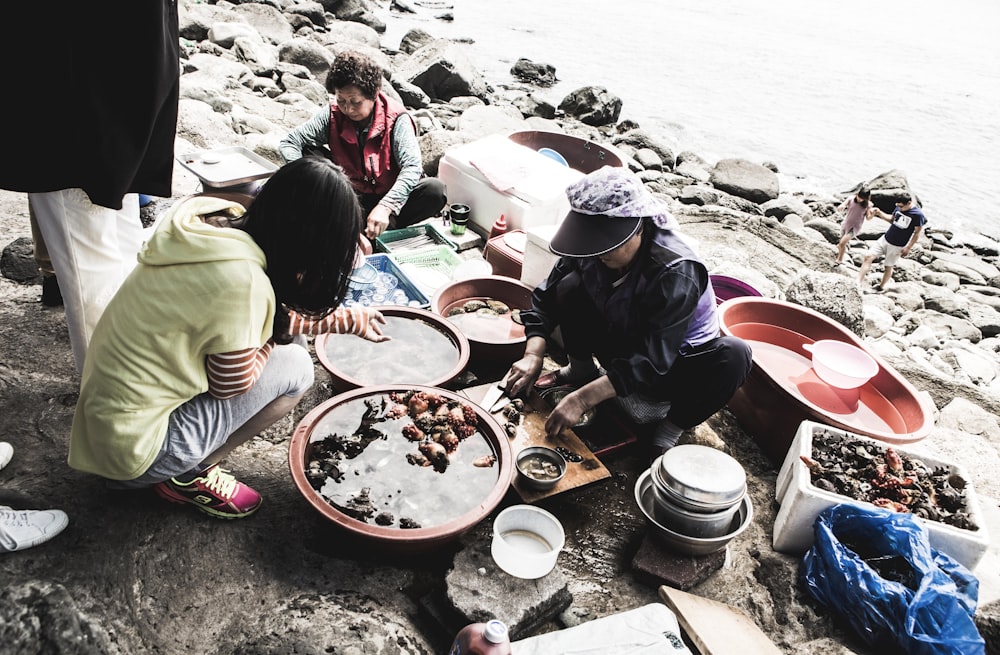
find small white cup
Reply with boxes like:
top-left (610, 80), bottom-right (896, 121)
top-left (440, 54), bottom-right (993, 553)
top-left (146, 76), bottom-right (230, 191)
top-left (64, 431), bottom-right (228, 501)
top-left (490, 505), bottom-right (565, 579)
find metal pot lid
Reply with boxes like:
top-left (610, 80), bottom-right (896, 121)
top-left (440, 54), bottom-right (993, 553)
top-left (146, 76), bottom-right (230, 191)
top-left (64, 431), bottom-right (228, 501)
top-left (655, 445), bottom-right (747, 506)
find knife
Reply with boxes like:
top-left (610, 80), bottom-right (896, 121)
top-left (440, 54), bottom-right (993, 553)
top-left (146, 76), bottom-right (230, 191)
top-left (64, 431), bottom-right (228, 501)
top-left (480, 376), bottom-right (511, 413)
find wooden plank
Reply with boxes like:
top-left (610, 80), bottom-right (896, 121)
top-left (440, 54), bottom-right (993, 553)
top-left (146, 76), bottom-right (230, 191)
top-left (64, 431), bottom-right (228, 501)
top-left (463, 382), bottom-right (611, 502)
top-left (658, 586), bottom-right (782, 655)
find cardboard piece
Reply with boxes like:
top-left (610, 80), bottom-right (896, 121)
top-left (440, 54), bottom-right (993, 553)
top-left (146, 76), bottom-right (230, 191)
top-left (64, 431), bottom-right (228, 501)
top-left (658, 586), bottom-right (782, 655)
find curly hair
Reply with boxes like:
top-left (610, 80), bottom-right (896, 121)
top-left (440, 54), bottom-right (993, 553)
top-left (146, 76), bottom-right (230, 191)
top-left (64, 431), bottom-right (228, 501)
top-left (325, 51), bottom-right (383, 98)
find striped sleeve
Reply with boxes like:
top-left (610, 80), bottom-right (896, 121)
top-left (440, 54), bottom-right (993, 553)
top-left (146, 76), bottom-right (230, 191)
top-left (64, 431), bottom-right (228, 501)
top-left (206, 341), bottom-right (274, 400)
top-left (288, 307), bottom-right (370, 336)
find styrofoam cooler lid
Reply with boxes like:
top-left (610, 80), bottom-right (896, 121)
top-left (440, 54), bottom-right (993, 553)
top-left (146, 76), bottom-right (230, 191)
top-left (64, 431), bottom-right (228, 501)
top-left (443, 134), bottom-right (583, 206)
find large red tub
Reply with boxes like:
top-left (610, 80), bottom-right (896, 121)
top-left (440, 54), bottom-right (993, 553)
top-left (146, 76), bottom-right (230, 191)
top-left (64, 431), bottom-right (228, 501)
top-left (718, 297), bottom-right (934, 464)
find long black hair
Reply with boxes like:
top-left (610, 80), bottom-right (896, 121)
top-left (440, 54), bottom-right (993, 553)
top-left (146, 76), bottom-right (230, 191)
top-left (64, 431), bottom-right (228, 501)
top-left (241, 156), bottom-right (363, 344)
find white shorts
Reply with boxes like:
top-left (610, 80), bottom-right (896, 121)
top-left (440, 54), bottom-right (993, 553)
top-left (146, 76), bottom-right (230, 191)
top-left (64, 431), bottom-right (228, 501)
top-left (867, 236), bottom-right (905, 267)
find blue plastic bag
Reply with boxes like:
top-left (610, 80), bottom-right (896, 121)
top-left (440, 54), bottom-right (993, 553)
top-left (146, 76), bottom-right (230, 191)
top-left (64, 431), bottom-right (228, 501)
top-left (801, 504), bottom-right (984, 655)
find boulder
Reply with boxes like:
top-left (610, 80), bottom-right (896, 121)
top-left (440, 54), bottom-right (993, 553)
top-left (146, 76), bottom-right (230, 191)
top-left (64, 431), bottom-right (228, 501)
top-left (233, 37), bottom-right (279, 76)
top-left (320, 20), bottom-right (383, 50)
top-left (399, 28), bottom-right (435, 55)
top-left (512, 93), bottom-right (556, 120)
top-left (611, 130), bottom-right (675, 170)
top-left (558, 86), bottom-right (622, 127)
top-left (898, 309), bottom-right (982, 344)
top-left (0, 237), bottom-right (40, 284)
top-left (785, 271), bottom-right (865, 336)
top-left (864, 169), bottom-right (915, 213)
top-left (282, 2), bottom-right (327, 29)
top-left (278, 37), bottom-right (336, 80)
top-left (233, 3), bottom-right (296, 44)
top-left (510, 58), bottom-right (557, 87)
top-left (395, 40), bottom-right (491, 102)
top-left (762, 196), bottom-right (813, 221)
top-left (207, 21), bottom-right (262, 49)
top-left (709, 158), bottom-right (779, 204)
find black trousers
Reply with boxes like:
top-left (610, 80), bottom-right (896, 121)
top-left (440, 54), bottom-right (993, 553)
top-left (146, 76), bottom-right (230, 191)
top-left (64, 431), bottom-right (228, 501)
top-left (359, 178), bottom-right (448, 229)
top-left (554, 270), bottom-right (753, 429)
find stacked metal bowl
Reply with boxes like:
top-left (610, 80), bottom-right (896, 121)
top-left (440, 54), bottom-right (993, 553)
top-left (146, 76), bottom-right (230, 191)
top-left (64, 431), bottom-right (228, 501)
top-left (635, 444), bottom-right (754, 554)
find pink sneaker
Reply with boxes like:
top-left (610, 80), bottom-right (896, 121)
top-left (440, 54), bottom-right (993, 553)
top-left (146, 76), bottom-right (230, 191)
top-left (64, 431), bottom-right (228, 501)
top-left (154, 465), bottom-right (262, 519)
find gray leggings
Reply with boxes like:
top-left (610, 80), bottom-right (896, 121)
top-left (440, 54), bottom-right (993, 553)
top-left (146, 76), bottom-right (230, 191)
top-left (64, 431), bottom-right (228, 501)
top-left (110, 340), bottom-right (314, 488)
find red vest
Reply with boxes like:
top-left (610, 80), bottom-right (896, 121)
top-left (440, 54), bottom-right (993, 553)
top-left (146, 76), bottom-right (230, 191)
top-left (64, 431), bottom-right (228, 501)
top-left (328, 92), bottom-right (413, 196)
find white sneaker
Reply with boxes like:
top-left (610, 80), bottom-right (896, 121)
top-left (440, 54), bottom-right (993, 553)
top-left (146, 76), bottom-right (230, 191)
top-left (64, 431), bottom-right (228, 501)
top-left (0, 506), bottom-right (69, 552)
top-left (0, 442), bottom-right (12, 471)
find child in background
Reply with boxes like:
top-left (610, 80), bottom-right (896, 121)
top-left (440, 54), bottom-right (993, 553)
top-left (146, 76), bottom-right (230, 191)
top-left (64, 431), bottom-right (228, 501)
top-left (835, 187), bottom-right (874, 266)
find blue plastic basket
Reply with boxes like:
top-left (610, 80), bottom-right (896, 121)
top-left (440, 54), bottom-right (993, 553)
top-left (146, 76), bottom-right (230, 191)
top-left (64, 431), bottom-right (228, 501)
top-left (345, 254), bottom-right (430, 309)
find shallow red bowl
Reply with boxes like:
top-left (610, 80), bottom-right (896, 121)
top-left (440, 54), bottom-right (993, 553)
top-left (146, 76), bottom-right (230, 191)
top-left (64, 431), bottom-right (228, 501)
top-left (718, 297), bottom-right (934, 464)
top-left (315, 306), bottom-right (469, 392)
top-left (288, 384), bottom-right (513, 553)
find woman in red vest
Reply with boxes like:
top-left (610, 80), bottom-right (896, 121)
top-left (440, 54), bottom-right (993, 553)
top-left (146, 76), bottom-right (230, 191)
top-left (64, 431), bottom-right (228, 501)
top-left (280, 51), bottom-right (447, 244)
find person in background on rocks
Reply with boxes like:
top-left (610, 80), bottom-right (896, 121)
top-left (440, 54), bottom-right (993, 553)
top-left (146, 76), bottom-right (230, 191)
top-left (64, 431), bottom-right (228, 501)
top-left (856, 192), bottom-right (927, 292)
top-left (0, 442), bottom-right (69, 552)
top-left (500, 166), bottom-right (753, 457)
top-left (67, 158), bottom-right (390, 519)
top-left (834, 186), bottom-right (874, 266)
top-left (0, 2), bottom-right (181, 373)
top-left (279, 50), bottom-right (447, 246)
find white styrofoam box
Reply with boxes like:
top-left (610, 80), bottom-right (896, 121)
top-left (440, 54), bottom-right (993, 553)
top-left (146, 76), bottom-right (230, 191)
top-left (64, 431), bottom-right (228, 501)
top-left (438, 134), bottom-right (583, 236)
top-left (773, 420), bottom-right (990, 571)
top-left (520, 224), bottom-right (561, 289)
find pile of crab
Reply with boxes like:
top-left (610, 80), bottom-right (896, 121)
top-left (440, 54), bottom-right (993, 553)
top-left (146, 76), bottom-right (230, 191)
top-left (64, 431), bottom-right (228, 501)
top-left (802, 429), bottom-right (979, 531)
top-left (390, 390), bottom-right (496, 473)
top-left (445, 297), bottom-right (523, 324)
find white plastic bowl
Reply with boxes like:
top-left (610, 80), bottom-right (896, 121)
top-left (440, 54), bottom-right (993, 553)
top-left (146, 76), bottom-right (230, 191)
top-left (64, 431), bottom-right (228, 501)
top-left (802, 340), bottom-right (879, 389)
top-left (490, 505), bottom-right (565, 579)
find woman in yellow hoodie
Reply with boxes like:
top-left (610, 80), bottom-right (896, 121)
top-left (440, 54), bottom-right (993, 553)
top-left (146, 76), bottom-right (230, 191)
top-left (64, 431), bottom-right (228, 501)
top-left (69, 157), bottom-right (389, 519)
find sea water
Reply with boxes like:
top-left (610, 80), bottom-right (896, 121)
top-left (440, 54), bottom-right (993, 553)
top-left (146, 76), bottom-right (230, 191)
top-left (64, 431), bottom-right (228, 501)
top-left (381, 0), bottom-right (1000, 241)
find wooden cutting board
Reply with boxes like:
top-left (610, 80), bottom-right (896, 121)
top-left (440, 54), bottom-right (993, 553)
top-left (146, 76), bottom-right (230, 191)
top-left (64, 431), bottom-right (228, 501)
top-left (463, 382), bottom-right (611, 502)
top-left (658, 586), bottom-right (782, 655)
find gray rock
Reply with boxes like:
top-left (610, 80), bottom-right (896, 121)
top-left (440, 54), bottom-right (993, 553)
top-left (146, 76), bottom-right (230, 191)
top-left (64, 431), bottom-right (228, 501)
top-left (393, 78), bottom-right (431, 109)
top-left (865, 169), bottom-right (915, 213)
top-left (282, 2), bottom-right (327, 29)
top-left (921, 270), bottom-right (961, 290)
top-left (329, 0), bottom-right (386, 32)
top-left (399, 28), bottom-right (435, 55)
top-left (282, 74), bottom-right (328, 105)
top-left (922, 285), bottom-right (969, 319)
top-left (234, 2), bottom-right (296, 43)
top-left (278, 37), bottom-right (336, 80)
top-left (512, 93), bottom-right (556, 120)
top-left (233, 36), bottom-right (279, 75)
top-left (634, 148), bottom-right (664, 171)
top-left (456, 104), bottom-right (526, 139)
top-left (176, 98), bottom-right (238, 149)
top-left (931, 251), bottom-right (1000, 280)
top-left (899, 309), bottom-right (982, 343)
top-left (863, 304), bottom-right (895, 337)
top-left (510, 58), bottom-right (557, 87)
top-left (785, 271), bottom-right (865, 336)
top-left (678, 185), bottom-right (721, 206)
top-left (180, 77), bottom-right (234, 113)
top-left (1, 583), bottom-right (113, 651)
top-left (396, 40), bottom-right (491, 101)
top-left (320, 20), bottom-right (383, 50)
top-left (927, 258), bottom-right (987, 285)
top-left (709, 158), bottom-right (779, 204)
top-left (446, 540), bottom-right (572, 639)
top-left (611, 130), bottom-right (675, 170)
top-left (762, 196), bottom-right (813, 221)
top-left (966, 303), bottom-right (1000, 338)
top-left (802, 218), bottom-right (841, 244)
top-left (558, 86), bottom-right (622, 127)
top-left (0, 237), bottom-right (40, 284)
top-left (674, 160), bottom-right (710, 183)
top-left (421, 129), bottom-right (473, 176)
top-left (208, 21), bottom-right (262, 49)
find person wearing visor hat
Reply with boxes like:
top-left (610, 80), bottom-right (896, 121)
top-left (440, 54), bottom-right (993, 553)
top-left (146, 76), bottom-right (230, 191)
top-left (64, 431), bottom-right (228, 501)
top-left (502, 166), bottom-right (752, 455)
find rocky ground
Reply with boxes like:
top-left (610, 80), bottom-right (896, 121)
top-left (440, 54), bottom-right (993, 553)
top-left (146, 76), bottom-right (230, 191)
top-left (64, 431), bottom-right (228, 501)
top-left (2, 1), bottom-right (999, 653)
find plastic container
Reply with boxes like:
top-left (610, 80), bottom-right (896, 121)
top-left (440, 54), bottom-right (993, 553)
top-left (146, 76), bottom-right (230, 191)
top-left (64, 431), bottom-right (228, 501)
top-left (773, 420), bottom-right (990, 571)
top-left (802, 340), bottom-right (879, 389)
top-left (374, 224), bottom-right (458, 255)
top-left (391, 245), bottom-right (463, 296)
top-left (449, 620), bottom-right (512, 655)
top-left (344, 254), bottom-right (430, 309)
top-left (490, 505), bottom-right (564, 579)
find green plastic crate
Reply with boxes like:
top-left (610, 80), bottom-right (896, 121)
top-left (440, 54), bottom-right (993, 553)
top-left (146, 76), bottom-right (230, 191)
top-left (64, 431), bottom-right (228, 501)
top-left (391, 245), bottom-right (462, 295)
top-left (374, 224), bottom-right (458, 254)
